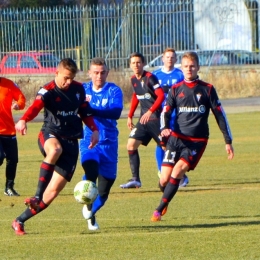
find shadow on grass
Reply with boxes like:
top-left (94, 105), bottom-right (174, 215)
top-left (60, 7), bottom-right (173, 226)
top-left (58, 184), bottom-right (255, 197)
top-left (210, 214), bottom-right (260, 219)
top-left (111, 181), bottom-right (260, 195)
top-left (110, 187), bottom-right (239, 195)
top-left (107, 219), bottom-right (260, 232)
top-left (193, 180), bottom-right (260, 186)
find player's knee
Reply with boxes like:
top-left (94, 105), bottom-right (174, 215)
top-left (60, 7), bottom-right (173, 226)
top-left (126, 143), bottom-right (133, 150)
top-left (47, 147), bottom-right (62, 160)
top-left (160, 178), bottom-right (168, 187)
top-left (127, 138), bottom-right (140, 150)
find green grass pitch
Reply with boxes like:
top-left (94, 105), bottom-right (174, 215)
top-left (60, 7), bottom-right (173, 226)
top-left (0, 112), bottom-right (259, 260)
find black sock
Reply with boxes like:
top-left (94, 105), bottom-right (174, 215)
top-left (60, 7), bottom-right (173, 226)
top-left (128, 150), bottom-right (140, 180)
top-left (157, 177), bottom-right (181, 213)
top-left (35, 162), bottom-right (55, 200)
top-left (81, 160), bottom-right (99, 183)
top-left (17, 200), bottom-right (49, 223)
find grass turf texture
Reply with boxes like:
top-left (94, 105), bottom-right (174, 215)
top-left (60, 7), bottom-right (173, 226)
top-left (0, 112), bottom-right (259, 260)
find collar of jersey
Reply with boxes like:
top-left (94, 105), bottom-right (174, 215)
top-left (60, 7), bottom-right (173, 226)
top-left (184, 76), bottom-right (199, 87)
top-left (91, 82), bottom-right (109, 92)
top-left (161, 67), bottom-right (175, 74)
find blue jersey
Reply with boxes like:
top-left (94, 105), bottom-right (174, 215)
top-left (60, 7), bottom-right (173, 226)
top-left (153, 67), bottom-right (184, 98)
top-left (80, 81), bottom-right (123, 150)
top-left (153, 67), bottom-right (184, 128)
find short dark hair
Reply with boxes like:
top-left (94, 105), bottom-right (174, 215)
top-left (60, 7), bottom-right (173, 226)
top-left (129, 52), bottom-right (145, 63)
top-left (58, 58), bottom-right (78, 74)
top-left (182, 51), bottom-right (199, 66)
top-left (90, 57), bottom-right (107, 67)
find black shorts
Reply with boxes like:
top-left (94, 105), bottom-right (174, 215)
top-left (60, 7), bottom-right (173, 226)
top-left (128, 119), bottom-right (162, 146)
top-left (38, 130), bottom-right (79, 182)
top-left (162, 135), bottom-right (208, 170)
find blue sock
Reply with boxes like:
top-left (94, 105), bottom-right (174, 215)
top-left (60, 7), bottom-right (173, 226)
top-left (91, 195), bottom-right (108, 215)
top-left (155, 146), bottom-right (165, 172)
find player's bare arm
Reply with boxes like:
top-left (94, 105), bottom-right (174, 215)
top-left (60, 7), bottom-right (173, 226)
top-left (15, 120), bottom-right (27, 135)
top-left (127, 117), bottom-right (135, 130)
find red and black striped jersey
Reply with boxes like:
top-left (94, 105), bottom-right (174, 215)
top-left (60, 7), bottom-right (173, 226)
top-left (21, 80), bottom-right (94, 139)
top-left (128, 70), bottom-right (164, 119)
top-left (161, 78), bottom-right (232, 144)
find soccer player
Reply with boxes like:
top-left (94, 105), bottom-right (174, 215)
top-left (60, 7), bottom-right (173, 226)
top-left (120, 52), bottom-right (165, 189)
top-left (80, 57), bottom-right (123, 230)
top-left (11, 58), bottom-right (99, 235)
top-left (0, 77), bottom-right (26, 196)
top-left (151, 51), bottom-right (234, 221)
top-left (153, 47), bottom-right (189, 187)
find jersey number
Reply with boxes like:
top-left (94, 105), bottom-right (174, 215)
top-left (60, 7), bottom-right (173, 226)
top-left (163, 150), bottom-right (176, 164)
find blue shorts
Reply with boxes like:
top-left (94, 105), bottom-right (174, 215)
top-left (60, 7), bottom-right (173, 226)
top-left (80, 141), bottom-right (118, 179)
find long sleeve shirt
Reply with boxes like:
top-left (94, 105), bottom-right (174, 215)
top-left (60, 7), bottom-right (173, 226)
top-left (0, 77), bottom-right (26, 135)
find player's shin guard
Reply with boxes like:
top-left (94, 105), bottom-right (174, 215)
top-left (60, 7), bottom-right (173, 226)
top-left (128, 150), bottom-right (140, 180)
top-left (35, 162), bottom-right (54, 200)
top-left (156, 177), bottom-right (180, 213)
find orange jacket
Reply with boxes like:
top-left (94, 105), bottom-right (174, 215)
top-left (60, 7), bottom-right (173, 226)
top-left (0, 77), bottom-right (26, 135)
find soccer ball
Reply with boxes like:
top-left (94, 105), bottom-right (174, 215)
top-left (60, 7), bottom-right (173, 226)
top-left (73, 180), bottom-right (98, 204)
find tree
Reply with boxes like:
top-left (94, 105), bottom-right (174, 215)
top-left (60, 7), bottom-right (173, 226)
top-left (76, 0), bottom-right (98, 6)
top-left (5, 0), bottom-right (74, 8)
top-left (0, 0), bottom-right (10, 8)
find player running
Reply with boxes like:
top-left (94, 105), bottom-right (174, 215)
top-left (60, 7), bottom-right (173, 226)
top-left (12, 58), bottom-right (99, 235)
top-left (152, 48), bottom-right (189, 187)
top-left (151, 51), bottom-right (234, 221)
top-left (80, 57), bottom-right (123, 230)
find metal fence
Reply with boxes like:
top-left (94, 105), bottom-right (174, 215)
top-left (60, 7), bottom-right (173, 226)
top-left (0, 0), bottom-right (259, 73)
